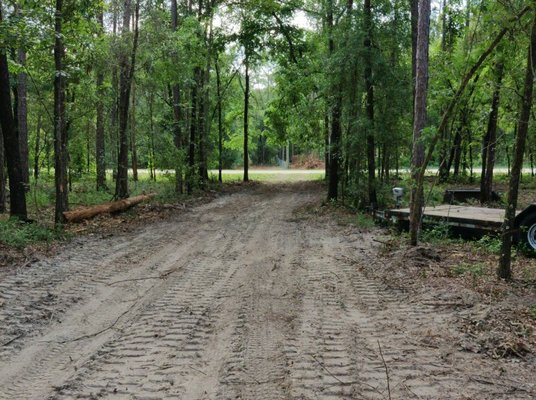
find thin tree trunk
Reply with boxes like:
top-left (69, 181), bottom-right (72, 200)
top-left (115, 0), bottom-right (139, 199)
top-left (111, 8), bottom-right (119, 182)
top-left (480, 61), bottom-right (504, 203)
top-left (243, 52), bottom-right (250, 182)
top-left (130, 81), bottom-right (138, 182)
top-left (327, 0), bottom-right (340, 200)
top-left (17, 53), bottom-right (29, 185)
top-left (149, 90), bottom-right (156, 181)
top-left (364, 0), bottom-right (377, 208)
top-left (409, 0), bottom-right (431, 246)
top-left (0, 126), bottom-right (5, 213)
top-left (171, 0), bottom-right (184, 193)
top-left (498, 7), bottom-right (536, 280)
top-left (54, 0), bottom-right (68, 224)
top-left (411, 0), bottom-right (418, 115)
top-left (216, 59), bottom-right (223, 183)
top-left (33, 114), bottom-right (41, 180)
top-left (187, 68), bottom-right (199, 194)
top-left (96, 8), bottom-right (106, 190)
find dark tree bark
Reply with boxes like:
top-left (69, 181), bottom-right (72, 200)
top-left (243, 51), bottom-right (250, 182)
top-left (0, 126), bottom-right (5, 213)
top-left (498, 8), bottom-right (536, 280)
top-left (53, 0), bottom-right (68, 224)
top-left (130, 81), bottom-right (138, 182)
top-left (96, 8), bottom-right (106, 190)
top-left (409, 0), bottom-right (431, 246)
top-left (324, 111), bottom-right (330, 181)
top-left (149, 90), bottom-right (156, 181)
top-left (411, 0), bottom-right (418, 110)
top-left (115, 0), bottom-right (139, 199)
top-left (187, 68), bottom-right (199, 194)
top-left (364, 0), bottom-right (377, 208)
top-left (327, 0), bottom-right (340, 200)
top-left (171, 0), bottom-right (184, 193)
top-left (17, 50), bottom-right (29, 185)
top-left (480, 62), bottom-right (504, 203)
top-left (215, 58), bottom-right (223, 183)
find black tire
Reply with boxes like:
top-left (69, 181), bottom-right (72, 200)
top-left (518, 214), bottom-right (536, 256)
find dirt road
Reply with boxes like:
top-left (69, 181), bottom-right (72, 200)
top-left (0, 183), bottom-right (534, 399)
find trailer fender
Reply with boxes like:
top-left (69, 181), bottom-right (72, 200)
top-left (515, 204), bottom-right (536, 254)
top-left (515, 203), bottom-right (536, 227)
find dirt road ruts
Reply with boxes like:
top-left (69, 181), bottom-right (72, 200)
top-left (0, 182), bottom-right (534, 399)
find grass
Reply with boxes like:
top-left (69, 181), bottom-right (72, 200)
top-left (451, 262), bottom-right (486, 277)
top-left (0, 218), bottom-right (64, 249)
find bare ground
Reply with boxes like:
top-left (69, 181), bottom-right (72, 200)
top-left (0, 182), bottom-right (534, 400)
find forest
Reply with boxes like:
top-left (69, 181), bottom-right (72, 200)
top-left (1, 0), bottom-right (536, 280)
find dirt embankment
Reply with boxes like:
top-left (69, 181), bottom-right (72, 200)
top-left (0, 182), bottom-right (534, 399)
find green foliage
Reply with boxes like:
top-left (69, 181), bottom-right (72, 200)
top-left (0, 218), bottom-right (63, 249)
top-left (476, 235), bottom-right (502, 255)
top-left (421, 223), bottom-right (452, 243)
top-left (451, 262), bottom-right (486, 277)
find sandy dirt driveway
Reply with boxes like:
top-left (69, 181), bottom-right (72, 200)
top-left (0, 182), bottom-right (534, 399)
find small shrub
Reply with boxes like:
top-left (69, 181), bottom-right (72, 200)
top-left (0, 218), bottom-right (63, 248)
top-left (476, 235), bottom-right (502, 254)
top-left (451, 262), bottom-right (486, 277)
top-left (421, 223), bottom-right (451, 242)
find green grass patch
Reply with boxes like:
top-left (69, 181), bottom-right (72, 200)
top-left (0, 218), bottom-right (64, 248)
top-left (451, 262), bottom-right (486, 277)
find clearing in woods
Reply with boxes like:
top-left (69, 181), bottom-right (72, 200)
top-left (0, 182), bottom-right (534, 399)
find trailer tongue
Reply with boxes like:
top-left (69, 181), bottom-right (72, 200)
top-left (383, 203), bottom-right (536, 253)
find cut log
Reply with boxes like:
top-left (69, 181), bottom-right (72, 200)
top-left (63, 193), bottom-right (156, 223)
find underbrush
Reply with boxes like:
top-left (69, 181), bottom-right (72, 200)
top-left (0, 218), bottom-right (64, 249)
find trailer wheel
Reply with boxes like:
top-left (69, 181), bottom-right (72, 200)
top-left (519, 214), bottom-right (536, 255)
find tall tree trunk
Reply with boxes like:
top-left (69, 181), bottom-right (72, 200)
top-left (411, 0), bottom-right (418, 114)
top-left (171, 0), bottom-right (184, 193)
top-left (187, 68), bottom-right (199, 194)
top-left (364, 0), bottom-right (377, 208)
top-left (130, 81), bottom-right (138, 182)
top-left (111, 8), bottom-right (119, 182)
top-left (409, 0), bottom-right (431, 246)
top-left (498, 8), bottom-right (536, 280)
top-left (216, 58), bottom-right (223, 183)
top-left (96, 8), bottom-right (106, 190)
top-left (115, 0), bottom-right (139, 199)
top-left (243, 52), bottom-right (250, 182)
top-left (17, 53), bottom-right (29, 185)
top-left (149, 89), bottom-right (156, 181)
top-left (324, 111), bottom-right (330, 181)
top-left (0, 126), bottom-right (5, 213)
top-left (53, 0), bottom-right (68, 224)
top-left (327, 0), bottom-right (340, 200)
top-left (480, 61), bottom-right (504, 203)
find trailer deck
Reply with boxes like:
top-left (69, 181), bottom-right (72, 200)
top-left (387, 204), bottom-right (522, 231)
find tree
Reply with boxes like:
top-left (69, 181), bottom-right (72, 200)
top-left (0, 3), bottom-right (27, 220)
top-left (115, 0), bottom-right (140, 199)
top-left (326, 0), bottom-right (341, 200)
top-left (0, 126), bottom-right (6, 213)
top-left (95, 6), bottom-right (106, 190)
top-left (498, 6), bottom-right (536, 280)
top-left (409, 0), bottom-right (431, 246)
top-left (53, 0), bottom-right (68, 224)
top-left (171, 0), bottom-right (184, 194)
top-left (364, 0), bottom-right (377, 208)
top-left (480, 61), bottom-right (504, 203)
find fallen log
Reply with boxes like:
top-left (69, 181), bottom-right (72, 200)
top-left (62, 193), bottom-right (156, 223)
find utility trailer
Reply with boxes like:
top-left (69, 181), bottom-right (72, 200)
top-left (381, 203), bottom-right (536, 253)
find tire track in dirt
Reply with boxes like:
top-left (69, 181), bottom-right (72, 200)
top-left (0, 183), bottom-right (534, 400)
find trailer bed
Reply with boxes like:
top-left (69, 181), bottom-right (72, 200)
top-left (387, 204), bottom-right (521, 231)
